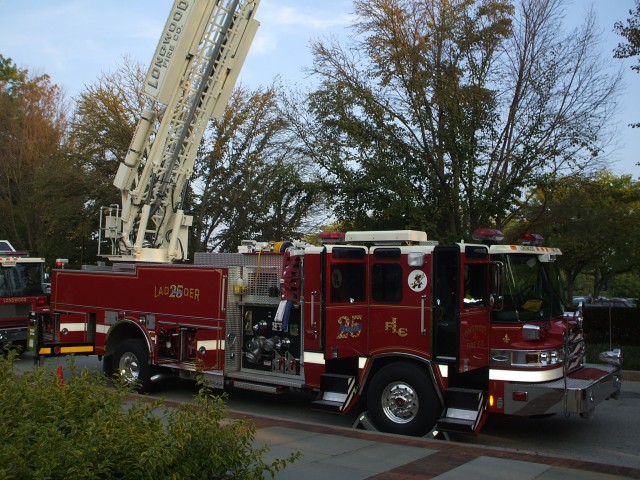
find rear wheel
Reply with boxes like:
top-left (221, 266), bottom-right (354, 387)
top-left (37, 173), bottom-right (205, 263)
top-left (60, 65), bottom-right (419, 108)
top-left (112, 339), bottom-right (154, 392)
top-left (367, 362), bottom-right (441, 436)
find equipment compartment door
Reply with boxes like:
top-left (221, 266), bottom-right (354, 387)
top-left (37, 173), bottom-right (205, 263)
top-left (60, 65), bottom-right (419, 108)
top-left (194, 326), bottom-right (223, 370)
top-left (58, 312), bottom-right (93, 344)
top-left (302, 249), bottom-right (324, 352)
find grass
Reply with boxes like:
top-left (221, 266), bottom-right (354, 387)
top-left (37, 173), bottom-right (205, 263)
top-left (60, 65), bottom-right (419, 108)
top-left (586, 343), bottom-right (640, 371)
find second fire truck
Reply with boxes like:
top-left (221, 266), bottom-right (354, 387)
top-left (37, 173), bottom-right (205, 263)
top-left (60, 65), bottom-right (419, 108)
top-left (29, 0), bottom-right (621, 437)
top-left (0, 240), bottom-right (47, 351)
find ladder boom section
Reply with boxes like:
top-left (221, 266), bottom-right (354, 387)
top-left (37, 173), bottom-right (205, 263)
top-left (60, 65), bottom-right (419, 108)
top-left (110, 0), bottom-right (260, 263)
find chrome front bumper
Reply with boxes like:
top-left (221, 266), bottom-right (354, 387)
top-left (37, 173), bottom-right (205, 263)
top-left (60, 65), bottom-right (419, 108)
top-left (503, 364), bottom-right (622, 416)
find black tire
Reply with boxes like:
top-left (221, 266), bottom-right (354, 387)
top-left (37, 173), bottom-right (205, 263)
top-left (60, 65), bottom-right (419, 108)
top-left (366, 362), bottom-right (441, 436)
top-left (102, 354), bottom-right (113, 377)
top-left (112, 338), bottom-right (154, 392)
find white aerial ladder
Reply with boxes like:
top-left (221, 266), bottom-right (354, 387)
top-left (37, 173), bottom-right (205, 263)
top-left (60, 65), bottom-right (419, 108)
top-left (101, 0), bottom-right (260, 263)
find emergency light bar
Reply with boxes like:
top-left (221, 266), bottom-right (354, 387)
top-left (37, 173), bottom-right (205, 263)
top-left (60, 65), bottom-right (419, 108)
top-left (317, 232), bottom-right (346, 244)
top-left (472, 228), bottom-right (505, 244)
top-left (345, 230), bottom-right (429, 245)
top-left (55, 258), bottom-right (69, 269)
top-left (519, 233), bottom-right (544, 246)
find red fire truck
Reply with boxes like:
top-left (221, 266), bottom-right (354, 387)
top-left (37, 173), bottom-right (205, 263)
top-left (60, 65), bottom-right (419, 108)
top-left (31, 230), bottom-right (622, 436)
top-left (0, 240), bottom-right (47, 351)
top-left (29, 0), bottom-right (621, 437)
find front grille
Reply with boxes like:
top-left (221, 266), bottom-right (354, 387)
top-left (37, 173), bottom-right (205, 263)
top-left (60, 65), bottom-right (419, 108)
top-left (566, 329), bottom-right (585, 372)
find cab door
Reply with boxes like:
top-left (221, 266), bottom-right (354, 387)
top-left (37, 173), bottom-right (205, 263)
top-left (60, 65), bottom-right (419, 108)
top-left (323, 246), bottom-right (368, 359)
top-left (459, 245), bottom-right (491, 372)
top-left (432, 245), bottom-right (460, 365)
top-left (432, 244), bottom-right (490, 373)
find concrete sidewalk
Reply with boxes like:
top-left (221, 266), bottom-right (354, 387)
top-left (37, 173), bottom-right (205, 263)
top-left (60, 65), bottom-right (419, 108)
top-left (235, 412), bottom-right (640, 479)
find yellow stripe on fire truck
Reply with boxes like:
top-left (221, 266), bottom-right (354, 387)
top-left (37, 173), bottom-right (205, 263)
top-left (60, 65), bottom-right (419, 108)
top-left (37, 345), bottom-right (94, 355)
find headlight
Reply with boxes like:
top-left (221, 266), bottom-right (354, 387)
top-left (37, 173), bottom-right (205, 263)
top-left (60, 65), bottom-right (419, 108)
top-left (540, 350), bottom-right (562, 365)
top-left (492, 349), bottom-right (564, 367)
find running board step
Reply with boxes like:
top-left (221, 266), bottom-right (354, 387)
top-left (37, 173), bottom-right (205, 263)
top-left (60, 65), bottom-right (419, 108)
top-left (232, 380), bottom-right (284, 394)
top-left (436, 387), bottom-right (487, 435)
top-left (312, 373), bottom-right (357, 414)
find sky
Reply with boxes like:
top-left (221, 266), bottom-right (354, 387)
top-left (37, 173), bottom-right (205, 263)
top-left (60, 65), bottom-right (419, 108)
top-left (1, 0), bottom-right (639, 177)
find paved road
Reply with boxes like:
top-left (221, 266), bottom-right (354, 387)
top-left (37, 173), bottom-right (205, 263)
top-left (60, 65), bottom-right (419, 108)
top-left (15, 353), bottom-right (640, 470)
top-left (453, 382), bottom-right (640, 469)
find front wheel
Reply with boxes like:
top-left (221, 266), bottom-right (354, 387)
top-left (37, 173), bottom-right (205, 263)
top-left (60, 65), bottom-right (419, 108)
top-left (112, 338), bottom-right (154, 392)
top-left (366, 362), bottom-right (441, 436)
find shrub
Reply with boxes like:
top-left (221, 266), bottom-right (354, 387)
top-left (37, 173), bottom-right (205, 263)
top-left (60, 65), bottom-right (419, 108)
top-left (0, 352), bottom-right (298, 479)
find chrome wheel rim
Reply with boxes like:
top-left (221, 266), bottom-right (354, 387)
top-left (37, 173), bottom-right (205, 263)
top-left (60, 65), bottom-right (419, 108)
top-left (381, 381), bottom-right (419, 424)
top-left (118, 352), bottom-right (140, 382)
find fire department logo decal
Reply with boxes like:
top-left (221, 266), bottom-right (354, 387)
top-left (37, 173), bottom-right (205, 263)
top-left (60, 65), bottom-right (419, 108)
top-left (408, 270), bottom-right (427, 292)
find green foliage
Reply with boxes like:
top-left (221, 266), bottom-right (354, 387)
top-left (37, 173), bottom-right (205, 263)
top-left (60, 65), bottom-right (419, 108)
top-left (0, 354), bottom-right (298, 479)
top-left (190, 84), bottom-right (320, 253)
top-left (615, 1), bottom-right (640, 128)
top-left (72, 62), bottom-right (320, 257)
top-left (516, 170), bottom-right (640, 299)
top-left (286, 0), bottom-right (620, 241)
top-left (0, 54), bottom-right (24, 87)
top-left (615, 0), bottom-right (640, 64)
top-left (0, 55), bottom-right (72, 258)
top-left (603, 272), bottom-right (640, 299)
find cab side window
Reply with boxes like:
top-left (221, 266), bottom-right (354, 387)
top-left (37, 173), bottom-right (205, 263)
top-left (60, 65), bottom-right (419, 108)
top-left (463, 263), bottom-right (487, 308)
top-left (330, 264), bottom-right (366, 303)
top-left (372, 263), bottom-right (403, 303)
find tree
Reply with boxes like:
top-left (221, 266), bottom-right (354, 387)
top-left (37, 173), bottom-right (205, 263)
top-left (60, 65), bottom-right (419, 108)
top-left (69, 56), bottom-right (147, 263)
top-left (516, 170), bottom-right (640, 299)
top-left (614, 0), bottom-right (640, 129)
top-left (72, 60), bottom-right (320, 258)
top-left (286, 0), bottom-right (621, 241)
top-left (0, 54), bottom-right (73, 258)
top-left (191, 84), bottom-right (320, 253)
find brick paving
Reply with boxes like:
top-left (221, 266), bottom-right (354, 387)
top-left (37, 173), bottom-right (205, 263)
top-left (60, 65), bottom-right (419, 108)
top-left (228, 411), bottom-right (640, 479)
top-left (132, 371), bottom-right (640, 479)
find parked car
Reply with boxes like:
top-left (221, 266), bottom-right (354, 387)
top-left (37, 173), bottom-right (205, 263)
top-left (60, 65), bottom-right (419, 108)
top-left (586, 297), bottom-right (637, 308)
top-left (572, 295), bottom-right (592, 305)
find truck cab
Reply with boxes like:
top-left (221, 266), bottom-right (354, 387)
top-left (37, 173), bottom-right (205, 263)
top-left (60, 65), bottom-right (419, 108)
top-left (471, 229), bottom-right (622, 419)
top-left (0, 241), bottom-right (47, 350)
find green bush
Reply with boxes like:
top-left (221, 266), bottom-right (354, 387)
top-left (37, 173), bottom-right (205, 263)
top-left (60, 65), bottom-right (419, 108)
top-left (0, 353), bottom-right (298, 479)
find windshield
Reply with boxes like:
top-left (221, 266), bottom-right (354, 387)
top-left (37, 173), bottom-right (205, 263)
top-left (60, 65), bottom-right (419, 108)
top-left (493, 254), bottom-right (566, 322)
top-left (0, 263), bottom-right (45, 297)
